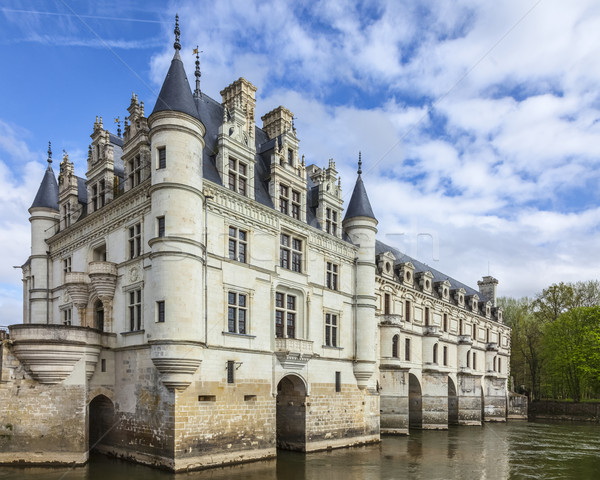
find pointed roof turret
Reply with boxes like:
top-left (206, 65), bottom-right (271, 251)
top-left (30, 141), bottom-right (59, 210)
top-left (343, 152), bottom-right (376, 222)
top-left (151, 14), bottom-right (198, 119)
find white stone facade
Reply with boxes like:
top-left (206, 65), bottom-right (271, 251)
top-left (0, 20), bottom-right (510, 472)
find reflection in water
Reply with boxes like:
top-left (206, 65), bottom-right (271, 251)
top-left (0, 421), bottom-right (599, 480)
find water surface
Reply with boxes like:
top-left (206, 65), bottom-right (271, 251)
top-left (1, 421), bottom-right (598, 480)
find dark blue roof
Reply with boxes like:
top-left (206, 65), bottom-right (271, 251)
top-left (375, 239), bottom-right (479, 296)
top-left (343, 175), bottom-right (376, 221)
top-left (30, 165), bottom-right (58, 210)
top-left (152, 51), bottom-right (199, 119)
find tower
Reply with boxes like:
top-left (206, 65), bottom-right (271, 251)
top-left (27, 143), bottom-right (60, 324)
top-left (342, 153), bottom-right (378, 389)
top-left (147, 15), bottom-right (206, 390)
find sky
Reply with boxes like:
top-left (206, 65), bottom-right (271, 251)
top-left (1, 0), bottom-right (600, 325)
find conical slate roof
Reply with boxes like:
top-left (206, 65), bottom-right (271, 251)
top-left (344, 175), bottom-right (376, 221)
top-left (31, 165), bottom-right (59, 210)
top-left (151, 50), bottom-right (199, 119)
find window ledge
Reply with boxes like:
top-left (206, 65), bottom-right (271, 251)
top-left (322, 345), bottom-right (343, 350)
top-left (120, 329), bottom-right (145, 336)
top-left (222, 331), bottom-right (256, 339)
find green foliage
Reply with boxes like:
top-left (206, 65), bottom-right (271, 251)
top-left (502, 280), bottom-right (600, 401)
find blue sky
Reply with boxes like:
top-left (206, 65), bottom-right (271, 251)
top-left (2, 0), bottom-right (600, 323)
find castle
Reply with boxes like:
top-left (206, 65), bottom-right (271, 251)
top-left (0, 18), bottom-right (510, 471)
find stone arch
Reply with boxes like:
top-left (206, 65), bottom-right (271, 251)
top-left (88, 387), bottom-right (115, 403)
top-left (448, 377), bottom-right (459, 425)
top-left (276, 374), bottom-right (307, 451)
top-left (408, 373), bottom-right (422, 430)
top-left (88, 394), bottom-right (115, 452)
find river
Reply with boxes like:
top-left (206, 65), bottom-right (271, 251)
top-left (1, 421), bottom-right (598, 480)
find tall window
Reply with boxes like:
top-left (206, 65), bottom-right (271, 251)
top-left (405, 338), bottom-right (411, 361)
top-left (325, 208), bottom-right (338, 235)
top-left (91, 184), bottom-right (98, 211)
top-left (335, 371), bottom-right (341, 392)
top-left (99, 179), bottom-right (106, 207)
top-left (129, 155), bottom-right (143, 188)
top-left (443, 346), bottom-right (448, 366)
top-left (228, 227), bottom-right (247, 263)
top-left (291, 190), bottom-right (300, 220)
top-left (158, 147), bottom-right (166, 169)
top-left (433, 343), bottom-right (438, 364)
top-left (498, 357), bottom-right (502, 373)
top-left (157, 216), bottom-right (165, 237)
top-left (392, 335), bottom-right (399, 358)
top-left (129, 223), bottom-right (142, 259)
top-left (280, 234), bottom-right (302, 273)
top-left (63, 203), bottom-right (71, 227)
top-left (157, 301), bottom-right (165, 323)
top-left (129, 289), bottom-right (142, 331)
top-left (405, 300), bottom-right (411, 322)
top-left (384, 293), bottom-right (391, 315)
top-left (275, 292), bottom-right (296, 338)
top-left (443, 313), bottom-right (448, 332)
top-left (425, 307), bottom-right (430, 326)
top-left (473, 352), bottom-right (477, 370)
top-left (63, 257), bottom-right (72, 281)
top-left (228, 292), bottom-right (247, 334)
top-left (459, 319), bottom-right (464, 335)
top-left (63, 308), bottom-right (72, 326)
top-left (227, 360), bottom-right (235, 384)
top-left (325, 313), bottom-right (338, 347)
top-left (228, 158), bottom-right (247, 195)
top-left (326, 262), bottom-right (338, 290)
top-left (279, 185), bottom-right (289, 215)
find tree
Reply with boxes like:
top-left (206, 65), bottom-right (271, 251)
top-left (542, 307), bottom-right (600, 401)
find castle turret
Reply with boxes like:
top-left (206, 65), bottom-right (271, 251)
top-left (342, 153), bottom-right (378, 389)
top-left (27, 143), bottom-right (60, 324)
top-left (147, 15), bottom-right (205, 390)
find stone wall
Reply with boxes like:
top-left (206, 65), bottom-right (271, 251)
top-left (529, 400), bottom-right (600, 422)
top-left (305, 382), bottom-right (379, 451)
top-left (507, 392), bottom-right (528, 420)
top-left (0, 343), bottom-right (88, 465)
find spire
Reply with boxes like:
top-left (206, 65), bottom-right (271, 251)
top-left (357, 151), bottom-right (362, 175)
top-left (193, 46), bottom-right (202, 98)
top-left (174, 14), bottom-right (181, 51)
top-left (343, 152), bottom-right (376, 222)
top-left (30, 143), bottom-right (59, 210)
top-left (151, 16), bottom-right (198, 118)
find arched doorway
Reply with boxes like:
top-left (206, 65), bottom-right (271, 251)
top-left (448, 377), bottom-right (459, 425)
top-left (408, 373), bottom-right (422, 430)
top-left (89, 394), bottom-right (115, 452)
top-left (94, 300), bottom-right (104, 331)
top-left (276, 375), bottom-right (307, 451)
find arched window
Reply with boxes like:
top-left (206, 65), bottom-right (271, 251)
top-left (392, 335), bottom-right (399, 358)
top-left (493, 356), bottom-right (497, 371)
top-left (466, 350), bottom-right (470, 368)
top-left (498, 357), bottom-right (502, 372)
top-left (433, 343), bottom-right (438, 364)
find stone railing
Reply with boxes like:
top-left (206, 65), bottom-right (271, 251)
top-left (274, 337), bottom-right (313, 370)
top-left (377, 314), bottom-right (404, 327)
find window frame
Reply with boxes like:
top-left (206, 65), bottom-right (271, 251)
top-left (228, 157), bottom-right (247, 196)
top-left (280, 233), bottom-right (303, 273)
top-left (158, 146), bottom-right (166, 169)
top-left (326, 261), bottom-right (338, 290)
top-left (128, 288), bottom-right (142, 331)
top-left (275, 291), bottom-right (297, 338)
top-left (324, 312), bottom-right (338, 348)
top-left (227, 291), bottom-right (248, 335)
top-left (228, 226), bottom-right (247, 263)
top-left (128, 223), bottom-right (142, 259)
top-left (156, 300), bottom-right (165, 323)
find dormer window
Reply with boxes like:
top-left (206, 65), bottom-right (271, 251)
top-left (291, 190), bottom-right (300, 219)
top-left (99, 180), bottom-right (106, 208)
top-left (287, 148), bottom-right (293, 165)
top-left (325, 208), bottom-right (338, 235)
top-left (228, 158), bottom-right (247, 196)
top-left (279, 185), bottom-right (289, 215)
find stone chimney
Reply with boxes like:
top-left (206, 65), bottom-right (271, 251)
top-left (220, 78), bottom-right (257, 137)
top-left (261, 106), bottom-right (294, 140)
top-left (477, 276), bottom-right (499, 307)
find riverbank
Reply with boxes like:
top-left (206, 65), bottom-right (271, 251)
top-left (529, 400), bottom-right (600, 422)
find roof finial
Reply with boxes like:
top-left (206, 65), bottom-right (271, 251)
top-left (115, 116), bottom-right (121, 137)
top-left (357, 151), bottom-right (362, 175)
top-left (174, 14), bottom-right (181, 51)
top-left (47, 141), bottom-right (52, 165)
top-left (193, 46), bottom-right (202, 98)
